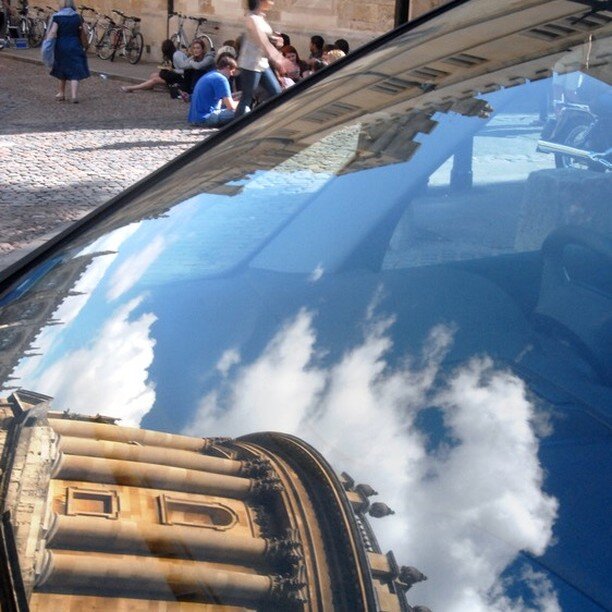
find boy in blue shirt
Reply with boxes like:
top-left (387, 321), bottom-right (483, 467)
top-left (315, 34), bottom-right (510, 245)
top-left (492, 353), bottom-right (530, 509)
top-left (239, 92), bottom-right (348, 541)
top-left (188, 56), bottom-right (238, 127)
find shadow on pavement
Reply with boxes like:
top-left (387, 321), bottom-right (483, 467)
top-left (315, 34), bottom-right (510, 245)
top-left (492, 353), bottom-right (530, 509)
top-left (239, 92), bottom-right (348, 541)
top-left (72, 139), bottom-right (202, 152)
top-left (1, 118), bottom-right (208, 136)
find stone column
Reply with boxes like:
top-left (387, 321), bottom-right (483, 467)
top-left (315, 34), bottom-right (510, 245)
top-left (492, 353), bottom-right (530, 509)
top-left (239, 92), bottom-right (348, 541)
top-left (36, 550), bottom-right (275, 603)
top-left (52, 453), bottom-right (253, 499)
top-left (58, 435), bottom-right (244, 476)
top-left (47, 514), bottom-right (268, 564)
top-left (48, 418), bottom-right (207, 452)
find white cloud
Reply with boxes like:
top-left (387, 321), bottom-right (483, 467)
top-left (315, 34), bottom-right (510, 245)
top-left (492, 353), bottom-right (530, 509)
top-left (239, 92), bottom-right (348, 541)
top-left (12, 225), bottom-right (143, 384)
top-left (184, 307), bottom-right (558, 611)
top-left (309, 263), bottom-right (325, 282)
top-left (77, 222), bottom-right (142, 259)
top-left (32, 296), bottom-right (157, 426)
top-left (106, 235), bottom-right (166, 301)
top-left (188, 308), bottom-right (325, 434)
top-left (216, 349), bottom-right (241, 377)
top-left (488, 567), bottom-right (561, 612)
top-left (407, 357), bottom-right (559, 611)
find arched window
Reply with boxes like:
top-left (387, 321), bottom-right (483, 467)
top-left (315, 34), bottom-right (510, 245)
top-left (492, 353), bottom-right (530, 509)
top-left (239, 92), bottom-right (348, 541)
top-left (158, 495), bottom-right (237, 530)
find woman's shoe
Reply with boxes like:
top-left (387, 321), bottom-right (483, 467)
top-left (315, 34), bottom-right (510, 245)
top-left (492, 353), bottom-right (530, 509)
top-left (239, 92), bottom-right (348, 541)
top-left (71, 98), bottom-right (79, 104)
top-left (55, 93), bottom-right (65, 101)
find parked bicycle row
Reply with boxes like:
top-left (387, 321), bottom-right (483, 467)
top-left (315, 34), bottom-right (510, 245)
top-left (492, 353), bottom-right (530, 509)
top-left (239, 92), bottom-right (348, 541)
top-left (2, 2), bottom-right (220, 64)
top-left (80, 6), bottom-right (143, 64)
top-left (80, 7), bottom-right (220, 65)
top-left (0, 3), bottom-right (53, 48)
top-left (0, 2), bottom-right (143, 62)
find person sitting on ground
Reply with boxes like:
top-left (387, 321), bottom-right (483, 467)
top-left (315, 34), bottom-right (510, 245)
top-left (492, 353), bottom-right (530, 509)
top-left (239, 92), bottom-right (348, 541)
top-left (322, 48), bottom-right (345, 64)
top-left (281, 45), bottom-right (307, 83)
top-left (302, 48), bottom-right (346, 78)
top-left (121, 39), bottom-right (182, 94)
top-left (309, 35), bottom-right (324, 60)
top-left (335, 38), bottom-right (349, 54)
top-left (216, 44), bottom-right (237, 60)
top-left (305, 34), bottom-right (325, 72)
top-left (188, 55), bottom-right (239, 127)
top-left (234, 34), bottom-right (244, 56)
top-left (180, 38), bottom-right (216, 94)
top-left (216, 46), bottom-right (239, 92)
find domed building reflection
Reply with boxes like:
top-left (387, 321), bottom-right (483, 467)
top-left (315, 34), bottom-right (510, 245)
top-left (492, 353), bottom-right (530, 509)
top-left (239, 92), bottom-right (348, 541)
top-left (0, 390), bottom-right (428, 611)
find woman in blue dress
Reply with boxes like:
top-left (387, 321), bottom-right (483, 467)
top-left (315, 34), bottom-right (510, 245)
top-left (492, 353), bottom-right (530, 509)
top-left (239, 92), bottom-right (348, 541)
top-left (46, 0), bottom-right (90, 103)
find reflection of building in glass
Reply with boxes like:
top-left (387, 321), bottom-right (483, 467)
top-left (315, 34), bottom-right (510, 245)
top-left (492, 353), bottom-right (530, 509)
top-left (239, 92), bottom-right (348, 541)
top-left (0, 253), bottom-right (113, 390)
top-left (61, 1), bottom-right (609, 248)
top-left (0, 390), bottom-right (429, 611)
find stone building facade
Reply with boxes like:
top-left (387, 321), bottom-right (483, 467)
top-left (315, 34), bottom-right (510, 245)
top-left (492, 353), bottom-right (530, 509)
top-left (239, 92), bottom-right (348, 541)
top-left (44, 0), bottom-right (450, 61)
top-left (0, 390), bottom-right (429, 610)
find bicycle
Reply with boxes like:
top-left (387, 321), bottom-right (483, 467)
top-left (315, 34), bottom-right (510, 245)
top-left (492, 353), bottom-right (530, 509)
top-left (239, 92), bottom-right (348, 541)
top-left (78, 5), bottom-right (104, 51)
top-left (7, 3), bottom-right (44, 47)
top-left (97, 9), bottom-right (143, 64)
top-left (168, 12), bottom-right (217, 53)
top-left (94, 13), bottom-right (115, 57)
top-left (25, 5), bottom-right (47, 47)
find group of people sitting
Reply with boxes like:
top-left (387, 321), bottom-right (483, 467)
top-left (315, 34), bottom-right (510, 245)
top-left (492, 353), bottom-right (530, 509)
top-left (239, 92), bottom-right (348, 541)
top-left (122, 0), bottom-right (350, 128)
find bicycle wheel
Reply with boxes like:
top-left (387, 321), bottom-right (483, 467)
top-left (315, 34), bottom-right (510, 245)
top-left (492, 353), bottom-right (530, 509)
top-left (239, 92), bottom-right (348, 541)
top-left (19, 17), bottom-right (29, 41)
top-left (97, 28), bottom-right (116, 60)
top-left (126, 31), bottom-right (143, 64)
top-left (113, 29), bottom-right (127, 61)
top-left (86, 24), bottom-right (96, 50)
top-left (197, 33), bottom-right (214, 53)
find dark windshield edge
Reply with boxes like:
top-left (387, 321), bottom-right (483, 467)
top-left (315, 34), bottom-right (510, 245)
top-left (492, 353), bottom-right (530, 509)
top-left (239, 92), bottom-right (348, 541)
top-left (0, 0), bottom-right (473, 295)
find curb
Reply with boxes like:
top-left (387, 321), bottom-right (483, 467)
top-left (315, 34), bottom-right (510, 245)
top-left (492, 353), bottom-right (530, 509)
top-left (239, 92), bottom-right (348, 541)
top-left (0, 49), bottom-right (149, 84)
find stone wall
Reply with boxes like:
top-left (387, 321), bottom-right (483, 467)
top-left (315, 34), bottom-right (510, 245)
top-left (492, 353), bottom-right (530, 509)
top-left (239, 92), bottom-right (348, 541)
top-left (84, 0), bottom-right (169, 60)
top-left (82, 0), bottom-right (451, 60)
top-left (82, 0), bottom-right (397, 61)
top-left (409, 0), bottom-right (451, 20)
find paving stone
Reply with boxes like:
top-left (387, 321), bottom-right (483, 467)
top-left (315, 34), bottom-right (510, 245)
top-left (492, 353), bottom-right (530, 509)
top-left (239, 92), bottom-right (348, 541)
top-left (0, 54), bottom-right (216, 271)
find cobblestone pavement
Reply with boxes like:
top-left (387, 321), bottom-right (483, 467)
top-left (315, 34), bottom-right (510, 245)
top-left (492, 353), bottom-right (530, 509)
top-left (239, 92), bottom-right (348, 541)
top-left (0, 54), bottom-right (215, 270)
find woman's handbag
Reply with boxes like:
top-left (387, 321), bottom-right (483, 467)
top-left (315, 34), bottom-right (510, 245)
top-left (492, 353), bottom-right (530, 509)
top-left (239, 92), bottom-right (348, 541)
top-left (41, 37), bottom-right (55, 69)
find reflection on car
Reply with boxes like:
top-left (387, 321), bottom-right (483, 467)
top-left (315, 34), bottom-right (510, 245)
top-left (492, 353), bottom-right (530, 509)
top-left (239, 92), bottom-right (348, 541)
top-left (0, 1), bottom-right (610, 610)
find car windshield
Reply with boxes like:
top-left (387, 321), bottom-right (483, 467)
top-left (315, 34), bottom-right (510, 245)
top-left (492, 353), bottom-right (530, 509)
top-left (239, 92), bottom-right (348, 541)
top-left (1, 1), bottom-right (610, 611)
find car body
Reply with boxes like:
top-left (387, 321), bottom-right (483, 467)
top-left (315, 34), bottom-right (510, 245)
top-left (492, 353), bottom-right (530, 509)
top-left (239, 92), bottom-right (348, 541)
top-left (0, 0), bottom-right (610, 610)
